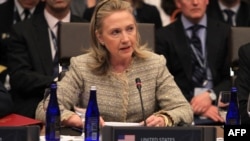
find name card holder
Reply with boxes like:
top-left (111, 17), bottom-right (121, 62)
top-left (102, 126), bottom-right (216, 141)
top-left (0, 125), bottom-right (40, 141)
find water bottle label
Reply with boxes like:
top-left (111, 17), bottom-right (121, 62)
top-left (46, 116), bottom-right (61, 140)
top-left (85, 117), bottom-right (99, 140)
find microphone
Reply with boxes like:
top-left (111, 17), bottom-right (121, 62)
top-left (135, 78), bottom-right (146, 126)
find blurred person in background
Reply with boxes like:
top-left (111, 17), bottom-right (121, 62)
top-left (7, 0), bottom-right (84, 118)
top-left (207, 0), bottom-right (250, 78)
top-left (0, 0), bottom-right (7, 4)
top-left (0, 0), bottom-right (45, 84)
top-left (70, 0), bottom-right (98, 18)
top-left (83, 0), bottom-right (162, 29)
top-left (207, 0), bottom-right (250, 27)
top-left (0, 81), bottom-right (13, 118)
top-left (155, 0), bottom-right (231, 125)
top-left (144, 0), bottom-right (170, 26)
top-left (235, 42), bottom-right (250, 124)
top-left (161, 0), bottom-right (181, 23)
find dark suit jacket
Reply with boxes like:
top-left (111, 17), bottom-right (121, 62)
top-left (206, 0), bottom-right (250, 26)
top-left (0, 0), bottom-right (44, 65)
top-left (7, 13), bottom-right (84, 118)
top-left (0, 0), bottom-right (44, 82)
top-left (235, 43), bottom-right (250, 124)
top-left (83, 3), bottom-right (162, 29)
top-left (155, 17), bottom-right (231, 102)
top-left (0, 81), bottom-right (13, 118)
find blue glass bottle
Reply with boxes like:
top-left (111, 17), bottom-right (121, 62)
top-left (46, 82), bottom-right (61, 141)
top-left (84, 86), bottom-right (100, 141)
top-left (225, 87), bottom-right (240, 125)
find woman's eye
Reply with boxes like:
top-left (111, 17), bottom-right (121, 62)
top-left (111, 29), bottom-right (120, 35)
top-left (127, 26), bottom-right (134, 32)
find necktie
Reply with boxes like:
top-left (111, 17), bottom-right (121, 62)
top-left (51, 21), bottom-right (61, 79)
top-left (190, 24), bottom-right (203, 53)
top-left (189, 24), bottom-right (207, 87)
top-left (23, 9), bottom-right (30, 20)
top-left (224, 9), bottom-right (234, 26)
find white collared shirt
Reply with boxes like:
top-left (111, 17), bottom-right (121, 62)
top-left (14, 0), bottom-right (35, 21)
top-left (44, 9), bottom-right (71, 75)
top-left (218, 1), bottom-right (240, 26)
top-left (0, 0), bottom-right (7, 4)
top-left (44, 9), bottom-right (70, 60)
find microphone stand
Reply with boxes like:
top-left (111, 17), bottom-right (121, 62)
top-left (135, 78), bottom-right (146, 126)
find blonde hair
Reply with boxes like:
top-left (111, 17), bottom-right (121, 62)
top-left (87, 0), bottom-right (151, 75)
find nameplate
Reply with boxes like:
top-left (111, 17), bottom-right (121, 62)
top-left (0, 125), bottom-right (40, 141)
top-left (102, 126), bottom-right (216, 141)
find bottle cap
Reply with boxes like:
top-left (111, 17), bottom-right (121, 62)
top-left (50, 82), bottom-right (57, 89)
top-left (231, 87), bottom-right (237, 92)
top-left (91, 86), bottom-right (96, 90)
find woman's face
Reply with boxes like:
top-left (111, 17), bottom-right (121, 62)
top-left (96, 10), bottom-right (137, 61)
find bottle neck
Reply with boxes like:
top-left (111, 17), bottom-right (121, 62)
top-left (49, 87), bottom-right (58, 106)
top-left (90, 90), bottom-right (96, 100)
top-left (230, 90), bottom-right (237, 103)
top-left (50, 89), bottom-right (57, 98)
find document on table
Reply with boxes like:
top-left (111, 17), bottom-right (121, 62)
top-left (40, 135), bottom-right (84, 141)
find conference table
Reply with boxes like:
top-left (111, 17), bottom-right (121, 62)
top-left (40, 125), bottom-right (224, 140)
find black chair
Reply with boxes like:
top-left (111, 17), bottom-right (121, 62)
top-left (229, 27), bottom-right (250, 85)
top-left (230, 27), bottom-right (250, 76)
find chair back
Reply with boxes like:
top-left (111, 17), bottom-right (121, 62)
top-left (230, 27), bottom-right (250, 74)
top-left (58, 22), bottom-right (155, 66)
top-left (137, 23), bottom-right (155, 51)
top-left (58, 22), bottom-right (90, 66)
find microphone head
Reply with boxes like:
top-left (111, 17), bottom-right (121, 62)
top-left (135, 78), bottom-right (141, 88)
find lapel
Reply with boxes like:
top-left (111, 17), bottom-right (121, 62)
top-left (205, 19), bottom-right (218, 74)
top-left (236, 2), bottom-right (249, 26)
top-left (33, 1), bottom-right (45, 15)
top-left (207, 1), bottom-right (225, 23)
top-left (174, 20), bottom-right (193, 78)
top-left (32, 14), bottom-right (53, 75)
top-left (0, 0), bottom-right (15, 29)
top-left (31, 14), bottom-right (83, 75)
top-left (214, 2), bottom-right (225, 23)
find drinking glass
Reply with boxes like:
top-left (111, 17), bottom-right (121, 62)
top-left (247, 93), bottom-right (250, 118)
top-left (217, 91), bottom-right (231, 120)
